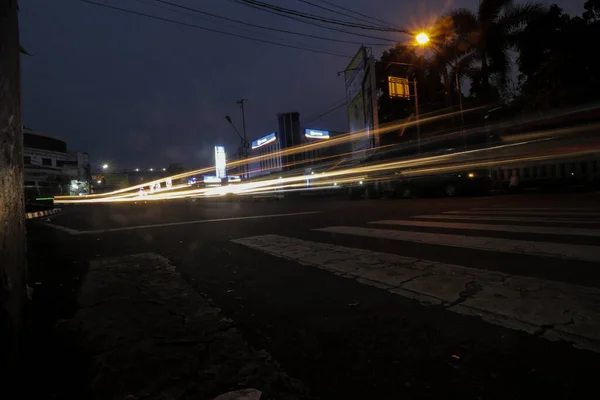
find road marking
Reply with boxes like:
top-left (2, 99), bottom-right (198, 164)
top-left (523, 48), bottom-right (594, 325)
top-left (371, 220), bottom-right (600, 237)
top-left (413, 215), bottom-right (600, 224)
top-left (471, 208), bottom-right (600, 211)
top-left (446, 210), bottom-right (600, 217)
top-left (314, 226), bottom-right (600, 263)
top-left (39, 222), bottom-right (81, 235)
top-left (39, 211), bottom-right (321, 235)
top-left (232, 234), bottom-right (600, 352)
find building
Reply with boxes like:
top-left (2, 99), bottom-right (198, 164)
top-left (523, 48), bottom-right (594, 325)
top-left (248, 132), bottom-right (283, 177)
top-left (23, 128), bottom-right (90, 198)
top-left (247, 112), bottom-right (351, 178)
top-left (302, 128), bottom-right (351, 170)
top-left (277, 112), bottom-right (302, 170)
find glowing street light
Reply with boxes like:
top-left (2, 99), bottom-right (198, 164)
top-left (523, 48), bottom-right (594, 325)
top-left (102, 163), bottom-right (109, 170)
top-left (416, 32), bottom-right (430, 45)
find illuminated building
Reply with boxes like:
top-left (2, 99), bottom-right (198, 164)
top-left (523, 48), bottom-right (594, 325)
top-left (23, 128), bottom-right (90, 198)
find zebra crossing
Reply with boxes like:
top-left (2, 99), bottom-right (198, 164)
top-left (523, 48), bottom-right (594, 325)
top-left (232, 206), bottom-right (600, 353)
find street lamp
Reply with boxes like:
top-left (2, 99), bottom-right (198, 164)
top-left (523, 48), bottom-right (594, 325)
top-left (416, 32), bottom-right (430, 45)
top-left (102, 163), bottom-right (108, 170)
top-left (415, 31), bottom-right (466, 149)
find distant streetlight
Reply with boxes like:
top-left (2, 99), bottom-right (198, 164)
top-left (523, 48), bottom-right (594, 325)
top-left (102, 164), bottom-right (108, 170)
top-left (416, 32), bottom-right (430, 45)
top-left (162, 168), bottom-right (166, 171)
top-left (135, 168), bottom-right (139, 172)
top-left (149, 168), bottom-right (154, 172)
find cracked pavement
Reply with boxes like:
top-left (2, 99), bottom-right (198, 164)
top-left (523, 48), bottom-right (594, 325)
top-left (233, 234), bottom-right (600, 352)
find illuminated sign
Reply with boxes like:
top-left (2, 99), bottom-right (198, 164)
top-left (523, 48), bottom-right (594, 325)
top-left (203, 176), bottom-right (222, 184)
top-left (305, 129), bottom-right (330, 139)
top-left (251, 132), bottom-right (277, 149)
top-left (228, 175), bottom-right (241, 183)
top-left (388, 76), bottom-right (410, 99)
top-left (215, 145), bottom-right (226, 178)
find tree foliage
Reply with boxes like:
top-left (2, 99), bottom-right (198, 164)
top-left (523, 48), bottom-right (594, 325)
top-left (375, 0), bottom-right (600, 127)
top-left (516, 4), bottom-right (600, 110)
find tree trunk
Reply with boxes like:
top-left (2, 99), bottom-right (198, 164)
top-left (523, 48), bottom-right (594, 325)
top-left (0, 0), bottom-right (27, 378)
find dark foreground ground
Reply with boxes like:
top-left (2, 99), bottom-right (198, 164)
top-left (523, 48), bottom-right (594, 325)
top-left (20, 192), bottom-right (600, 399)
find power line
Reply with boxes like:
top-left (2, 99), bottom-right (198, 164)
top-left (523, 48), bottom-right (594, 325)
top-left (228, 0), bottom-right (400, 43)
top-left (75, 0), bottom-right (353, 58)
top-left (302, 101), bottom-right (347, 127)
top-left (234, 0), bottom-right (408, 33)
top-left (296, 0), bottom-right (389, 29)
top-left (311, 0), bottom-right (400, 29)
top-left (152, 0), bottom-right (393, 46)
top-left (128, 0), bottom-right (336, 51)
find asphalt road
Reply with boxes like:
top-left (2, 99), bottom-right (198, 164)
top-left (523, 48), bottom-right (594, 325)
top-left (37, 192), bottom-right (600, 399)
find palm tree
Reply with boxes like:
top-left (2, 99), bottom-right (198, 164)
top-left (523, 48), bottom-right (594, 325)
top-left (445, 0), bottom-right (545, 99)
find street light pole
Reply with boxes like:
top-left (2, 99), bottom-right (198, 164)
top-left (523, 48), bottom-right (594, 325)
top-left (236, 99), bottom-right (249, 177)
top-left (413, 78), bottom-right (420, 153)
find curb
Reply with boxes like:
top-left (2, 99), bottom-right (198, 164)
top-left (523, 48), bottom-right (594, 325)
top-left (25, 208), bottom-right (62, 220)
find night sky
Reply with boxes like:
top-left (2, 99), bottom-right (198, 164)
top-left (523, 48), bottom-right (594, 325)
top-left (20, 0), bottom-right (584, 170)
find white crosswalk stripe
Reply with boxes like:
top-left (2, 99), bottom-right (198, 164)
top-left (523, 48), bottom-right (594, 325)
top-left (231, 206), bottom-right (600, 353)
top-left (471, 208), bottom-right (600, 211)
top-left (232, 234), bottom-right (600, 353)
top-left (314, 226), bottom-right (600, 262)
top-left (369, 220), bottom-right (600, 237)
top-left (445, 210), bottom-right (600, 217)
top-left (412, 214), bottom-right (600, 224)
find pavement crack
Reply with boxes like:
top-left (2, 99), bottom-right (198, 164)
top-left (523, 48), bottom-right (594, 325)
top-left (444, 280), bottom-right (483, 309)
top-left (393, 275), bottom-right (423, 288)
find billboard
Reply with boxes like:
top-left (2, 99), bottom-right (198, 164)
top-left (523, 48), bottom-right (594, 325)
top-left (305, 128), bottom-right (330, 139)
top-left (251, 132), bottom-right (277, 149)
top-left (215, 146), bottom-right (226, 178)
top-left (344, 46), bottom-right (379, 159)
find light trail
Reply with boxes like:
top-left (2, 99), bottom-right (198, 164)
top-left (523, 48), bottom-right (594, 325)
top-left (56, 107), bottom-right (484, 202)
top-left (55, 102), bottom-right (600, 205)
top-left (55, 134), bottom-right (600, 205)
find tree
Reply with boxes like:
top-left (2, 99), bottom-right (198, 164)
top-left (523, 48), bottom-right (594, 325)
top-left (584, 0), bottom-right (600, 21)
top-left (0, 0), bottom-right (27, 379)
top-left (446, 0), bottom-right (545, 101)
top-left (516, 4), bottom-right (600, 110)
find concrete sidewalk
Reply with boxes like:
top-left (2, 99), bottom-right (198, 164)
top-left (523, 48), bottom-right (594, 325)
top-left (75, 253), bottom-right (308, 400)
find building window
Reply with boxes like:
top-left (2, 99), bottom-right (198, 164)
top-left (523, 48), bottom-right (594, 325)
top-left (24, 156), bottom-right (31, 164)
top-left (42, 158), bottom-right (52, 166)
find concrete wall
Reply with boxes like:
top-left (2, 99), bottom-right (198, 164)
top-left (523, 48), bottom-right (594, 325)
top-left (0, 0), bottom-right (27, 375)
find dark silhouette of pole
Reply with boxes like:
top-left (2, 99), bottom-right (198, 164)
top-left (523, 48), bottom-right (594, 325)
top-left (236, 99), bottom-right (249, 178)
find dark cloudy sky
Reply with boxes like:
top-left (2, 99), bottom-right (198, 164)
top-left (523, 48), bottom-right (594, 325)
top-left (20, 0), bottom-right (584, 170)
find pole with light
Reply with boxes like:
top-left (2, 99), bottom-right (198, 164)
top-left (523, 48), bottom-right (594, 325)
top-left (224, 113), bottom-right (248, 179)
top-left (418, 31), bottom-right (465, 148)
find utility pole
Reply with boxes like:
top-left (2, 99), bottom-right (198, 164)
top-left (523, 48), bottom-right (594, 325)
top-left (235, 99), bottom-right (249, 178)
top-left (1, 0), bottom-right (27, 380)
top-left (414, 78), bottom-right (420, 154)
top-left (455, 66), bottom-right (466, 150)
